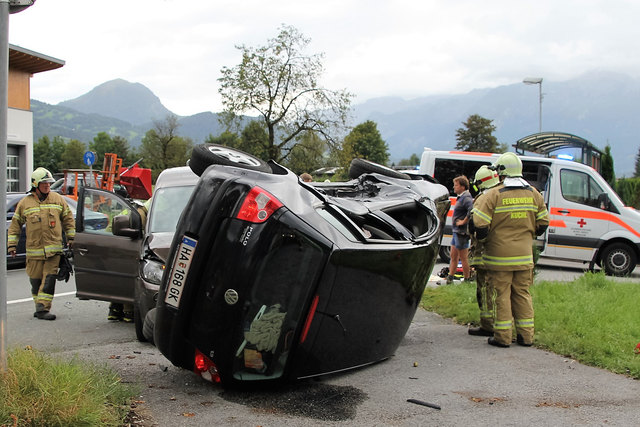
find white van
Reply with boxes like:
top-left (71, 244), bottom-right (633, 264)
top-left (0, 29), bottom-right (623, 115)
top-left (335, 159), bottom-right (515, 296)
top-left (418, 149), bottom-right (640, 276)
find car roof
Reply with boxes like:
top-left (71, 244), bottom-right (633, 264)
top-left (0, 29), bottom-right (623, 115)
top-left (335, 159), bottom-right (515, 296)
top-left (155, 166), bottom-right (199, 190)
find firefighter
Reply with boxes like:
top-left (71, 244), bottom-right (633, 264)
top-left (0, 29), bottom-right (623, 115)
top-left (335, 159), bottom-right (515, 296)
top-left (472, 153), bottom-right (549, 347)
top-left (8, 167), bottom-right (75, 320)
top-left (468, 165), bottom-right (500, 337)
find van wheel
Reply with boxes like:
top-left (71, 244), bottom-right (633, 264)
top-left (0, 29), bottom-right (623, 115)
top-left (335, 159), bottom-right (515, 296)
top-left (439, 245), bottom-right (451, 263)
top-left (189, 144), bottom-right (271, 176)
top-left (143, 308), bottom-right (157, 346)
top-left (134, 303), bottom-right (147, 342)
top-left (348, 158), bottom-right (411, 180)
top-left (601, 243), bottom-right (637, 276)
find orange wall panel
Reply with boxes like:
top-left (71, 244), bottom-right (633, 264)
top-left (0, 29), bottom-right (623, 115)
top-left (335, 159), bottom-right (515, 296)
top-left (8, 69), bottom-right (31, 110)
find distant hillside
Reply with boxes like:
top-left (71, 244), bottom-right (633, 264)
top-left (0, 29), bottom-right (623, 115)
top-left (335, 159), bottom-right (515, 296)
top-left (59, 79), bottom-right (172, 125)
top-left (32, 99), bottom-right (147, 145)
top-left (32, 72), bottom-right (640, 176)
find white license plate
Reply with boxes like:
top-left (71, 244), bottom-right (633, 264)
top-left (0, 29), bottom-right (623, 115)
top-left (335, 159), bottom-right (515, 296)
top-left (164, 236), bottom-right (198, 308)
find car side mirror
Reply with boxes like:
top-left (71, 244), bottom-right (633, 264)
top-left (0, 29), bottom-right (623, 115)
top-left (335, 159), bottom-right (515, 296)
top-left (112, 214), bottom-right (140, 238)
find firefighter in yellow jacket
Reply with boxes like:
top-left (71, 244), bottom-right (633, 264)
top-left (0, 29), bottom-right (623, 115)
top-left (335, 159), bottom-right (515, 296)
top-left (472, 153), bottom-right (549, 347)
top-left (7, 167), bottom-right (75, 320)
top-left (467, 165), bottom-right (500, 337)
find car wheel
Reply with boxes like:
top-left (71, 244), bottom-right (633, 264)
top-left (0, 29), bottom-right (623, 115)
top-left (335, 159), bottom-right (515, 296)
top-left (143, 308), bottom-right (156, 345)
top-left (134, 303), bottom-right (147, 342)
top-left (439, 245), bottom-right (451, 263)
top-left (601, 243), bottom-right (637, 276)
top-left (189, 143), bottom-right (271, 176)
top-left (348, 158), bottom-right (411, 180)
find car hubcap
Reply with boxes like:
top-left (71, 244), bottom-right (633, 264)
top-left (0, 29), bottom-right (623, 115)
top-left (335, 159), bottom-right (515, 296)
top-left (207, 147), bottom-right (262, 167)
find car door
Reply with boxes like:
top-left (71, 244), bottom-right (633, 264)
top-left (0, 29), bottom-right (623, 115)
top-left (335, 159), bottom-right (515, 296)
top-left (73, 187), bottom-right (142, 303)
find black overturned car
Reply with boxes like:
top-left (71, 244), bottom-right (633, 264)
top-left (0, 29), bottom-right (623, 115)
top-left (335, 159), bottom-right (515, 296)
top-left (148, 144), bottom-right (450, 386)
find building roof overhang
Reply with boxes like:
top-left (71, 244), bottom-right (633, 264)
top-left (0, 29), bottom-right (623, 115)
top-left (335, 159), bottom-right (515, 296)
top-left (514, 131), bottom-right (603, 157)
top-left (9, 44), bottom-right (65, 74)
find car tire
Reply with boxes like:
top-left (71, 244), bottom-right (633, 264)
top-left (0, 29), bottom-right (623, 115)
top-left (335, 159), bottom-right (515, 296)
top-left (134, 303), bottom-right (147, 342)
top-left (189, 143), bottom-right (271, 176)
top-left (143, 308), bottom-right (156, 345)
top-left (348, 158), bottom-right (411, 180)
top-left (439, 245), bottom-right (451, 264)
top-left (600, 242), bottom-right (637, 276)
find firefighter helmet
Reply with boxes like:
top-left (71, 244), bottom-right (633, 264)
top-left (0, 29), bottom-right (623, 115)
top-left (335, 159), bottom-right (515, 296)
top-left (31, 167), bottom-right (56, 187)
top-left (474, 165), bottom-right (500, 191)
top-left (493, 152), bottom-right (523, 177)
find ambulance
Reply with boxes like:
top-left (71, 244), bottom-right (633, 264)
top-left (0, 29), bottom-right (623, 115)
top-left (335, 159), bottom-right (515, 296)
top-left (418, 149), bottom-right (640, 276)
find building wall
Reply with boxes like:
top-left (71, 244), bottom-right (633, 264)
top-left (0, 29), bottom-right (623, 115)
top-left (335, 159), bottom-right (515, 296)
top-left (8, 107), bottom-right (33, 192)
top-left (8, 68), bottom-right (30, 110)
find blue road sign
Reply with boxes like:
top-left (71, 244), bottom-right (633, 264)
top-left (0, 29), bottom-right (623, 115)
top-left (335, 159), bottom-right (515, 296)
top-left (84, 151), bottom-right (96, 166)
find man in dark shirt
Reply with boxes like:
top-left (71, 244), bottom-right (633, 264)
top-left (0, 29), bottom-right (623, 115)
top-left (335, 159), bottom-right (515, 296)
top-left (447, 175), bottom-right (473, 283)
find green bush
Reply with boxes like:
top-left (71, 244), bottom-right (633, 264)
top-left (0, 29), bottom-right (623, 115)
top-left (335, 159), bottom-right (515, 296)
top-left (615, 177), bottom-right (640, 208)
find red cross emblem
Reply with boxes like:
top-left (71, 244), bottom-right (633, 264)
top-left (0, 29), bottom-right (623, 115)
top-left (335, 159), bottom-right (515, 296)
top-left (577, 219), bottom-right (587, 228)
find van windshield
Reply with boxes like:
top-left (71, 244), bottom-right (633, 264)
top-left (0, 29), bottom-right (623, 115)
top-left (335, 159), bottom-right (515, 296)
top-left (148, 185), bottom-right (196, 233)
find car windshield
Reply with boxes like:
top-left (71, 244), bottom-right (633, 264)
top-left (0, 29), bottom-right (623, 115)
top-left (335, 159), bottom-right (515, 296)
top-left (148, 185), bottom-right (195, 233)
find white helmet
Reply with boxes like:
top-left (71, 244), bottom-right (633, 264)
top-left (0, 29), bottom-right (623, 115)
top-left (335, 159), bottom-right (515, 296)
top-left (493, 152), bottom-right (523, 177)
top-left (474, 165), bottom-right (500, 191)
top-left (31, 167), bottom-right (55, 187)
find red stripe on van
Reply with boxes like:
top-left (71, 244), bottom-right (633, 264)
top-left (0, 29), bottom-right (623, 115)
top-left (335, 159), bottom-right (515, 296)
top-left (549, 219), bottom-right (566, 228)
top-left (549, 207), bottom-right (640, 238)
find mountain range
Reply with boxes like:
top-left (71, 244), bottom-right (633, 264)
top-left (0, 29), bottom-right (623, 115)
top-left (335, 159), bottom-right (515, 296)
top-left (32, 72), bottom-right (640, 176)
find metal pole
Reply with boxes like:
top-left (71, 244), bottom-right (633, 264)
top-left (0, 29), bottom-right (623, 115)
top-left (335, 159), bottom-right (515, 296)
top-left (538, 82), bottom-right (542, 133)
top-left (0, 0), bottom-right (10, 373)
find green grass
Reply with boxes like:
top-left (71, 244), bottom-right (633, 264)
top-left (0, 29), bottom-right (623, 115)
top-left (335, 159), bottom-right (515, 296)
top-left (0, 347), bottom-right (138, 426)
top-left (421, 271), bottom-right (640, 379)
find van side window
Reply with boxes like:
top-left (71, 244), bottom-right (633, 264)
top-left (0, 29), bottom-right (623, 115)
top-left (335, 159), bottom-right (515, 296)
top-left (433, 159), bottom-right (492, 196)
top-left (560, 169), bottom-right (605, 208)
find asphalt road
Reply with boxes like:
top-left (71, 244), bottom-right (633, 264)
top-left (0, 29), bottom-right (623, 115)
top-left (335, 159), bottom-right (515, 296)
top-left (5, 261), bottom-right (640, 426)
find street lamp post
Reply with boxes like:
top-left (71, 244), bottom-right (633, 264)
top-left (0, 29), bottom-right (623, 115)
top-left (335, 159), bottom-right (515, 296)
top-left (523, 77), bottom-right (543, 133)
top-left (0, 0), bottom-right (36, 373)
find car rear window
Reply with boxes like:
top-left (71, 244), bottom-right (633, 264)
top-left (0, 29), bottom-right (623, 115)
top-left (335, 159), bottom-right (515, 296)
top-left (148, 185), bottom-right (196, 233)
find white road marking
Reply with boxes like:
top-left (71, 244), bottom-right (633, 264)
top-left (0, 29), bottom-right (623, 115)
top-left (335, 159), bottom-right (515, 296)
top-left (8, 291), bottom-right (76, 305)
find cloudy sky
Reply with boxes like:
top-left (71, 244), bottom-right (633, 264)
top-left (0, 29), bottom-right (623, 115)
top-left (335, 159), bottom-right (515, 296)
top-left (8, 0), bottom-right (640, 116)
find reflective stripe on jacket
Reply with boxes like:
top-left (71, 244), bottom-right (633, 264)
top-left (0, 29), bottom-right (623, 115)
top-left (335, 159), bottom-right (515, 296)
top-left (8, 192), bottom-right (75, 259)
top-left (472, 183), bottom-right (549, 271)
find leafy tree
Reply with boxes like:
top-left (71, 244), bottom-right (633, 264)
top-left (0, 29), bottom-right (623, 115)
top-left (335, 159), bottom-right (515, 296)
top-left (60, 139), bottom-right (87, 169)
top-left (89, 132), bottom-right (117, 163)
top-left (340, 120), bottom-right (390, 172)
top-left (601, 144), bottom-right (615, 186)
top-left (205, 131), bottom-right (241, 147)
top-left (139, 115), bottom-right (193, 181)
top-left (455, 115), bottom-right (506, 153)
top-left (634, 146), bottom-right (640, 178)
top-left (218, 24), bottom-right (353, 162)
top-left (238, 121), bottom-right (270, 161)
top-left (33, 135), bottom-right (65, 173)
top-left (285, 131), bottom-right (328, 175)
top-left (398, 153), bottom-right (420, 167)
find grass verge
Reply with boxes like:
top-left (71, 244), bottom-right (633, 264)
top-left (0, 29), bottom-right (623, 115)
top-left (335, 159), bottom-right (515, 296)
top-left (421, 271), bottom-right (640, 379)
top-left (0, 347), bottom-right (138, 426)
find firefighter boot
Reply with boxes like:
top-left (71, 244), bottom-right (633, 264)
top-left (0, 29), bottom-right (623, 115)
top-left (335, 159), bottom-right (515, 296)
top-left (108, 303), bottom-right (123, 321)
top-left (34, 303), bottom-right (56, 321)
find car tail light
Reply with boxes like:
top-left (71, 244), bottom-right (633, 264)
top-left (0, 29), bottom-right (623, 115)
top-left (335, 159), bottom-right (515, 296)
top-left (194, 349), bottom-right (221, 383)
top-left (236, 186), bottom-right (283, 223)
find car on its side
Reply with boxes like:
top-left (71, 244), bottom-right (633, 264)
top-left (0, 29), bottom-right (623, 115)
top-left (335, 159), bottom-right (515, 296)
top-left (149, 146), bottom-right (450, 386)
top-left (72, 166), bottom-right (199, 341)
